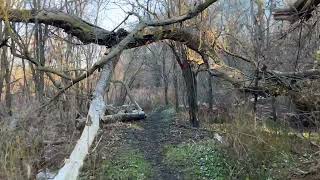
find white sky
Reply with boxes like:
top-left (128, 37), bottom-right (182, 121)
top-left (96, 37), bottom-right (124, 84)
top-left (95, 1), bottom-right (138, 31)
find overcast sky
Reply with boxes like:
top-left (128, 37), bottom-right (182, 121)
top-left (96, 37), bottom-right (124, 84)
top-left (95, 1), bottom-right (138, 31)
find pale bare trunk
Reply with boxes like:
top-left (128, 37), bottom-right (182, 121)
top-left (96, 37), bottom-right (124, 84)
top-left (54, 56), bottom-right (119, 180)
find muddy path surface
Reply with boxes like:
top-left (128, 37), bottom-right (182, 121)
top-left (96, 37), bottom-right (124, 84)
top-left (125, 111), bottom-right (180, 180)
top-left (93, 108), bottom-right (215, 180)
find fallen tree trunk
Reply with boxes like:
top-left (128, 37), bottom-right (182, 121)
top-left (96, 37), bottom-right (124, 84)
top-left (76, 80), bottom-right (146, 130)
top-left (75, 111), bottom-right (146, 130)
top-left (53, 56), bottom-right (119, 180)
top-left (102, 111), bottom-right (146, 123)
top-left (53, 22), bottom-right (150, 179)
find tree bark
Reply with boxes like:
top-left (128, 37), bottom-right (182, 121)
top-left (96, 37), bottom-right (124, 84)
top-left (170, 43), bottom-right (199, 127)
top-left (182, 62), bottom-right (199, 127)
top-left (50, 18), bottom-right (147, 180)
top-left (102, 112), bottom-right (146, 123)
top-left (4, 56), bottom-right (12, 116)
top-left (273, 0), bottom-right (320, 22)
top-left (2, 8), bottom-right (246, 87)
top-left (53, 56), bottom-right (119, 180)
top-left (207, 72), bottom-right (213, 109)
top-left (162, 48), bottom-right (169, 106)
top-left (0, 27), bottom-right (11, 115)
top-left (33, 0), bottom-right (45, 101)
top-left (173, 59), bottom-right (179, 111)
top-left (76, 111), bottom-right (146, 130)
top-left (0, 20), bottom-right (3, 100)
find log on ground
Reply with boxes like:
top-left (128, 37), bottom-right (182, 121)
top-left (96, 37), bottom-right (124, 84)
top-left (102, 111), bottom-right (146, 123)
top-left (75, 111), bottom-right (146, 130)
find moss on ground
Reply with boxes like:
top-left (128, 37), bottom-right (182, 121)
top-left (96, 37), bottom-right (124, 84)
top-left (163, 135), bottom-right (314, 180)
top-left (160, 107), bottom-right (176, 122)
top-left (99, 148), bottom-right (153, 180)
top-left (164, 140), bottom-right (233, 180)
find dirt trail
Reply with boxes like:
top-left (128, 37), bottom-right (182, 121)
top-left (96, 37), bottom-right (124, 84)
top-left (122, 109), bottom-right (213, 180)
top-left (125, 111), bottom-right (180, 180)
top-left (92, 108), bottom-right (214, 179)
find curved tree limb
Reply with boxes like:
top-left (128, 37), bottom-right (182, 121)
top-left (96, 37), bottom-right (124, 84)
top-left (2, 3), bottom-right (319, 90)
top-left (2, 3), bottom-right (245, 88)
top-left (2, 0), bottom-right (218, 47)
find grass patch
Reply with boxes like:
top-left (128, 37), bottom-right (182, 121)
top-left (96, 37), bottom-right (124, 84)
top-left (202, 107), bottom-right (318, 179)
top-left (164, 132), bottom-right (314, 179)
top-left (225, 130), bottom-right (307, 179)
top-left (160, 107), bottom-right (176, 123)
top-left (99, 148), bottom-right (153, 180)
top-left (218, 119), bottom-right (315, 179)
top-left (164, 140), bottom-right (234, 179)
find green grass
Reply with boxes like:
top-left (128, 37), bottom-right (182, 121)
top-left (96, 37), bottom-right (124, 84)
top-left (203, 114), bottom-right (317, 179)
top-left (99, 149), bottom-right (153, 180)
top-left (161, 107), bottom-right (176, 122)
top-left (163, 135), bottom-right (313, 180)
top-left (227, 130), bottom-right (312, 179)
top-left (164, 140), bottom-right (233, 180)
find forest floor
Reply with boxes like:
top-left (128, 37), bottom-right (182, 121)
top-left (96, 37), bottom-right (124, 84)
top-left (80, 107), bottom-right (219, 179)
top-left (78, 106), bottom-right (320, 180)
top-left (1, 106), bottom-right (320, 179)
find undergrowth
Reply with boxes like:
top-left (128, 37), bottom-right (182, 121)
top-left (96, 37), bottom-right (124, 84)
top-left (0, 128), bottom-right (43, 179)
top-left (200, 106), bottom-right (318, 179)
top-left (164, 140), bottom-right (234, 179)
top-left (98, 148), bottom-right (153, 180)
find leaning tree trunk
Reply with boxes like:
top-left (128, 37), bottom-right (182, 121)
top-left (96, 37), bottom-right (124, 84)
top-left (182, 62), bottom-right (199, 127)
top-left (54, 56), bottom-right (119, 180)
top-left (4, 50), bottom-right (12, 116)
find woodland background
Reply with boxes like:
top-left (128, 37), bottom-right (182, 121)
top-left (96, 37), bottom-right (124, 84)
top-left (1, 0), bottom-right (320, 179)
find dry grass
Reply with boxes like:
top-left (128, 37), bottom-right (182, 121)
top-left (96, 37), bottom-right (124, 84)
top-left (0, 96), bottom-right (82, 179)
top-left (0, 128), bottom-right (43, 179)
top-left (197, 105), bottom-right (320, 179)
top-left (131, 87), bottom-right (175, 111)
